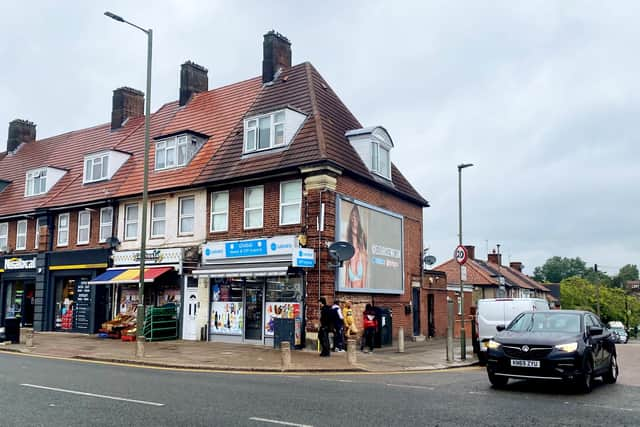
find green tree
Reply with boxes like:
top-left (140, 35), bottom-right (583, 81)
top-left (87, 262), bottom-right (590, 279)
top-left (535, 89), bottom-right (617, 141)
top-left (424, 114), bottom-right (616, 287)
top-left (583, 267), bottom-right (613, 288)
top-left (613, 264), bottom-right (639, 288)
top-left (533, 256), bottom-right (587, 283)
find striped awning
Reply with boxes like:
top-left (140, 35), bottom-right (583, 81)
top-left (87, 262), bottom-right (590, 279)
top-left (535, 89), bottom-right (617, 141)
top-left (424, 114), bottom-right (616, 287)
top-left (88, 266), bottom-right (173, 285)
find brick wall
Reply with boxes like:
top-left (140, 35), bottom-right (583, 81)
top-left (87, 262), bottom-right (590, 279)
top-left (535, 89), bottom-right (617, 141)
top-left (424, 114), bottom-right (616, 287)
top-left (52, 209), bottom-right (113, 251)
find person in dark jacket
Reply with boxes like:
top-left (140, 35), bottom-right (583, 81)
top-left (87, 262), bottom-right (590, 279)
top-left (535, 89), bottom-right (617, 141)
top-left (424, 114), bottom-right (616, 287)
top-left (331, 300), bottom-right (345, 352)
top-left (319, 297), bottom-right (332, 357)
top-left (361, 303), bottom-right (377, 353)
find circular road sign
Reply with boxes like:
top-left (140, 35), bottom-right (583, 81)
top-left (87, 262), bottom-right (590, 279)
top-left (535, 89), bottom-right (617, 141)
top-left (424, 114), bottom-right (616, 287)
top-left (455, 245), bottom-right (468, 265)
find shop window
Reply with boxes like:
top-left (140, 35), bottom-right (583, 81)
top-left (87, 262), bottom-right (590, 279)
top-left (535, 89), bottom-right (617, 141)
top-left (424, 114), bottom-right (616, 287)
top-left (16, 219), bottom-right (27, 250)
top-left (34, 217), bottom-right (46, 249)
top-left (57, 213), bottom-right (69, 247)
top-left (77, 211), bottom-right (91, 245)
top-left (210, 279), bottom-right (244, 336)
top-left (125, 203), bottom-right (139, 240)
top-left (178, 196), bottom-right (195, 235)
top-left (265, 277), bottom-right (303, 342)
top-left (210, 191), bottom-right (228, 232)
top-left (244, 185), bottom-right (263, 229)
top-left (279, 180), bottom-right (302, 225)
top-left (0, 222), bottom-right (7, 251)
top-left (99, 207), bottom-right (113, 243)
top-left (54, 278), bottom-right (91, 331)
top-left (151, 200), bottom-right (166, 238)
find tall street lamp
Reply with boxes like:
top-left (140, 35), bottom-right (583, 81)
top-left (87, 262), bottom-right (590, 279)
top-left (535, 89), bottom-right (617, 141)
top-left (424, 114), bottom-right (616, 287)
top-left (457, 163), bottom-right (473, 360)
top-left (105, 11), bottom-right (152, 358)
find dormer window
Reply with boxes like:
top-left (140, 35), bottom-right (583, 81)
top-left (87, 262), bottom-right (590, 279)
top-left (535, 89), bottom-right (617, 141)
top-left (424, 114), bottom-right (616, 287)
top-left (345, 126), bottom-right (394, 181)
top-left (243, 108), bottom-right (306, 154)
top-left (155, 133), bottom-right (204, 171)
top-left (84, 152), bottom-right (109, 183)
top-left (83, 150), bottom-right (129, 184)
top-left (25, 168), bottom-right (47, 196)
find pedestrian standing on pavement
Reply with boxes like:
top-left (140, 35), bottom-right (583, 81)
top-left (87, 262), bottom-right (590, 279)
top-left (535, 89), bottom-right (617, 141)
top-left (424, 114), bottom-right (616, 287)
top-left (343, 301), bottom-right (357, 337)
top-left (319, 297), bottom-right (332, 357)
top-left (332, 300), bottom-right (345, 352)
top-left (361, 303), bottom-right (377, 353)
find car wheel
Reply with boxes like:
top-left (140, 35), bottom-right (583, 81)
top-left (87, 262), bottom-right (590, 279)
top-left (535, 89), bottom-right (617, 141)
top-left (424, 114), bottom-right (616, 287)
top-left (603, 354), bottom-right (618, 384)
top-left (577, 358), bottom-right (594, 393)
top-left (488, 371), bottom-right (508, 388)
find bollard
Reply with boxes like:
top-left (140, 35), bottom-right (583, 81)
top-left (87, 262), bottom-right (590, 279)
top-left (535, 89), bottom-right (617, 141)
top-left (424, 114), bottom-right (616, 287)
top-left (280, 341), bottom-right (291, 371)
top-left (26, 332), bottom-right (34, 348)
top-left (398, 327), bottom-right (405, 353)
top-left (347, 339), bottom-right (357, 365)
top-left (447, 297), bottom-right (454, 361)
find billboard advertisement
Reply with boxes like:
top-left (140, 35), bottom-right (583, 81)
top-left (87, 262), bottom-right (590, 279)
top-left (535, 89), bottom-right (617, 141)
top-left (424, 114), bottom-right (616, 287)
top-left (336, 197), bottom-right (404, 294)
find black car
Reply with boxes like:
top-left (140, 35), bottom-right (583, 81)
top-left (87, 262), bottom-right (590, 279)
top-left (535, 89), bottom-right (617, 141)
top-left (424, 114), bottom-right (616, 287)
top-left (486, 310), bottom-right (618, 392)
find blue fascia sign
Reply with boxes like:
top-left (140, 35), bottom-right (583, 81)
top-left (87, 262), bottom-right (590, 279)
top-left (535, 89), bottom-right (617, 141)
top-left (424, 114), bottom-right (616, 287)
top-left (292, 248), bottom-right (315, 268)
top-left (202, 235), bottom-right (297, 262)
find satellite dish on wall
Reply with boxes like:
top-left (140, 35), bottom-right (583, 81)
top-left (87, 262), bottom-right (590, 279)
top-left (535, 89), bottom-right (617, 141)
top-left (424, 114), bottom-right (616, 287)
top-left (328, 241), bottom-right (355, 268)
top-left (424, 255), bottom-right (437, 266)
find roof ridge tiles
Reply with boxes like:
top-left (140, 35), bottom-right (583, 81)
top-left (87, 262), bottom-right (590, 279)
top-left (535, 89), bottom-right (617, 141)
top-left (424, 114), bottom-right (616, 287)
top-left (305, 62), bottom-right (328, 159)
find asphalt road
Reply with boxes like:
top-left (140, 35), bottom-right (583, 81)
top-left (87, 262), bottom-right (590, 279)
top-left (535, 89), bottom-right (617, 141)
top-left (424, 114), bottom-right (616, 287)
top-left (0, 343), bottom-right (638, 427)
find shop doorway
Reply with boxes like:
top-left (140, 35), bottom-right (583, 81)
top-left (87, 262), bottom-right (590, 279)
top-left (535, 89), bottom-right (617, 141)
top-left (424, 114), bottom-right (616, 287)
top-left (183, 287), bottom-right (199, 340)
top-left (412, 287), bottom-right (420, 336)
top-left (244, 284), bottom-right (263, 342)
top-left (427, 294), bottom-right (435, 338)
top-left (3, 281), bottom-right (35, 327)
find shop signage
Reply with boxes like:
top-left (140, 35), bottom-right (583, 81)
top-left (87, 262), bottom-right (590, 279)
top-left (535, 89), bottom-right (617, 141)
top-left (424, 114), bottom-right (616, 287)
top-left (4, 257), bottom-right (36, 270)
top-left (292, 248), bottom-right (315, 268)
top-left (73, 280), bottom-right (91, 332)
top-left (203, 235), bottom-right (297, 262)
top-left (113, 248), bottom-right (183, 266)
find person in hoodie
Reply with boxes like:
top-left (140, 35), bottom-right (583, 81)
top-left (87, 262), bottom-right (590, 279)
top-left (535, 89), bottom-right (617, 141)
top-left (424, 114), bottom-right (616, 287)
top-left (361, 303), bottom-right (378, 353)
top-left (331, 300), bottom-right (345, 352)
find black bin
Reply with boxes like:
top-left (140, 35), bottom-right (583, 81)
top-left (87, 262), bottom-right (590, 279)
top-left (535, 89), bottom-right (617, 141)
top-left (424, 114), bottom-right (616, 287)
top-left (273, 318), bottom-right (295, 348)
top-left (374, 307), bottom-right (393, 348)
top-left (4, 317), bottom-right (20, 344)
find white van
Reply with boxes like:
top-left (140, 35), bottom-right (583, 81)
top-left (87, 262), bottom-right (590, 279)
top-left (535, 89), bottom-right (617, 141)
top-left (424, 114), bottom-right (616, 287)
top-left (476, 298), bottom-right (550, 362)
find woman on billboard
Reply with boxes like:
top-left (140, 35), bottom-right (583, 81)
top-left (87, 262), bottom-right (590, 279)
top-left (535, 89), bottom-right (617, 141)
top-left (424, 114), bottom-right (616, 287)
top-left (344, 204), bottom-right (368, 288)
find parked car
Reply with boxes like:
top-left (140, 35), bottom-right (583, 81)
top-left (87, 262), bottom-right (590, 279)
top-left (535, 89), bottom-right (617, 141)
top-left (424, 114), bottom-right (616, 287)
top-left (608, 321), bottom-right (628, 344)
top-left (486, 310), bottom-right (618, 393)
top-left (476, 298), bottom-right (549, 363)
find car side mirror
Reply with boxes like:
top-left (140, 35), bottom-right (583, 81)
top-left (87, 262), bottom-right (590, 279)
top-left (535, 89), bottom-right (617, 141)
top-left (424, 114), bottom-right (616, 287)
top-left (496, 324), bottom-right (505, 332)
top-left (588, 326), bottom-right (603, 336)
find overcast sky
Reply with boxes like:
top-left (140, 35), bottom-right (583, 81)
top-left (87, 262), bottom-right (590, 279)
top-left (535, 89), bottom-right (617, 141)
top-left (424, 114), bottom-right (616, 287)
top-left (2, 1), bottom-right (639, 276)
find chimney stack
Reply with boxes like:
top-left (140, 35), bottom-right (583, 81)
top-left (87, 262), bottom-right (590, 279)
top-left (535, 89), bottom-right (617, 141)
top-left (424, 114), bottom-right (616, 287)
top-left (262, 30), bottom-right (291, 83)
top-left (7, 119), bottom-right (36, 152)
top-left (111, 87), bottom-right (144, 130)
top-left (180, 61), bottom-right (209, 106)
top-left (464, 245), bottom-right (475, 260)
top-left (510, 262), bottom-right (523, 273)
top-left (487, 250), bottom-right (502, 266)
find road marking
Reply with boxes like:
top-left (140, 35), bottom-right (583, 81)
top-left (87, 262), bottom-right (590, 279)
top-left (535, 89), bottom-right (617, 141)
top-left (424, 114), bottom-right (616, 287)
top-left (468, 391), bottom-right (488, 395)
top-left (0, 350), bottom-right (480, 377)
top-left (320, 378), bottom-right (354, 383)
top-left (20, 384), bottom-right (165, 407)
top-left (386, 383), bottom-right (435, 390)
top-left (249, 417), bottom-right (313, 426)
top-left (582, 403), bottom-right (634, 412)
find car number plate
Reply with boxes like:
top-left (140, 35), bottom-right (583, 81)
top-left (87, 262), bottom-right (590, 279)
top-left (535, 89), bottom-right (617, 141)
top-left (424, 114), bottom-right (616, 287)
top-left (510, 359), bottom-right (540, 368)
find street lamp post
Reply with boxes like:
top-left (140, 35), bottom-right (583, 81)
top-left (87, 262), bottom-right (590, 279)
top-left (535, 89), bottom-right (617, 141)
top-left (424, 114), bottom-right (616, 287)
top-left (457, 163), bottom-right (473, 360)
top-left (105, 11), bottom-right (152, 358)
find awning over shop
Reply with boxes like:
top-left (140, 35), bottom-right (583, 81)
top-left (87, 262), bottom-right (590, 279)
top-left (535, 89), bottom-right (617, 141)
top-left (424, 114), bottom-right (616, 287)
top-left (192, 261), bottom-right (291, 278)
top-left (88, 266), bottom-right (174, 285)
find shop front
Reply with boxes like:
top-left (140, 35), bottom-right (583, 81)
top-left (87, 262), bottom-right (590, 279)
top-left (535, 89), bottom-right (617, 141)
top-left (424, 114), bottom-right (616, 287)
top-left (45, 248), bottom-right (111, 333)
top-left (89, 248), bottom-right (184, 339)
top-left (194, 235), bottom-right (314, 347)
top-left (0, 256), bottom-right (37, 328)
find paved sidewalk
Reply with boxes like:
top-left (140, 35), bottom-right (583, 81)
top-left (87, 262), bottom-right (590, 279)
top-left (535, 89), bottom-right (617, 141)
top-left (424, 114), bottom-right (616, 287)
top-left (0, 331), bottom-right (477, 373)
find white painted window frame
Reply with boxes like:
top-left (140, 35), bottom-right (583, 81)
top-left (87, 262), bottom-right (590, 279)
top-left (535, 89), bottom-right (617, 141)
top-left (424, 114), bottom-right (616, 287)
top-left (124, 203), bottom-right (139, 241)
top-left (16, 219), bottom-right (27, 250)
top-left (0, 222), bottom-right (7, 251)
top-left (77, 211), bottom-right (91, 245)
top-left (57, 213), bottom-right (70, 247)
top-left (279, 180), bottom-right (302, 225)
top-left (244, 185), bottom-right (264, 229)
top-left (25, 167), bottom-right (47, 196)
top-left (178, 196), bottom-right (195, 236)
top-left (210, 191), bottom-right (229, 233)
top-left (244, 110), bottom-right (286, 153)
top-left (99, 207), bottom-right (113, 243)
top-left (151, 200), bottom-right (167, 238)
top-left (84, 152), bottom-right (110, 183)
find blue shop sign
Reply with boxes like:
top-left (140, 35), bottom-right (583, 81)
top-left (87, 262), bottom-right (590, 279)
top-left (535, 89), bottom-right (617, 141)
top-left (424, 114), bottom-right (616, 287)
top-left (292, 248), bottom-right (315, 268)
top-left (225, 239), bottom-right (268, 258)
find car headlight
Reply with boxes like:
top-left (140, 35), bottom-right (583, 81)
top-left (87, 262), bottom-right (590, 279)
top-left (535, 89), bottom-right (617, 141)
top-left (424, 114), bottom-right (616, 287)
top-left (487, 339), bottom-right (501, 350)
top-left (555, 342), bottom-right (578, 352)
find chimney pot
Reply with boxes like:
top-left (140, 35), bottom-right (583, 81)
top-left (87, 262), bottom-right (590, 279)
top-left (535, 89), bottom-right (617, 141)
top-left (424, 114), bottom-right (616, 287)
top-left (111, 87), bottom-right (144, 130)
top-left (488, 253), bottom-right (502, 265)
top-left (510, 262), bottom-right (523, 273)
top-left (7, 119), bottom-right (36, 153)
top-left (180, 61), bottom-right (209, 106)
top-left (262, 30), bottom-right (292, 83)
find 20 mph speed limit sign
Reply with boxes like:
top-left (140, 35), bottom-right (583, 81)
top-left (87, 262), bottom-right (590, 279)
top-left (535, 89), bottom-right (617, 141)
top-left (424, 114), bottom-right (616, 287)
top-left (455, 245), bottom-right (468, 265)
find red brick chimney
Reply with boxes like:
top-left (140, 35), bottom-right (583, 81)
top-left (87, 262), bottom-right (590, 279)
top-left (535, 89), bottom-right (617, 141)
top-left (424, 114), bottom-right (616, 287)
top-left (7, 119), bottom-right (36, 152)
top-left (262, 30), bottom-right (291, 83)
top-left (111, 87), bottom-right (144, 130)
top-left (510, 262), bottom-right (523, 272)
top-left (179, 61), bottom-right (208, 106)
top-left (487, 250), bottom-right (502, 266)
top-left (464, 245), bottom-right (475, 260)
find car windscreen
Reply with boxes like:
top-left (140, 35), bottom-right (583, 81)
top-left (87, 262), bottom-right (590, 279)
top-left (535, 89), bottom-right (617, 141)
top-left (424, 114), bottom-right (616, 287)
top-left (507, 312), bottom-right (581, 334)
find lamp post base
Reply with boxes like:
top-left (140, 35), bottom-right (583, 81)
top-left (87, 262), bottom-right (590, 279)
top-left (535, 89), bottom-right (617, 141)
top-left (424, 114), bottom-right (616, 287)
top-left (460, 328), bottom-right (466, 360)
top-left (136, 338), bottom-right (145, 358)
